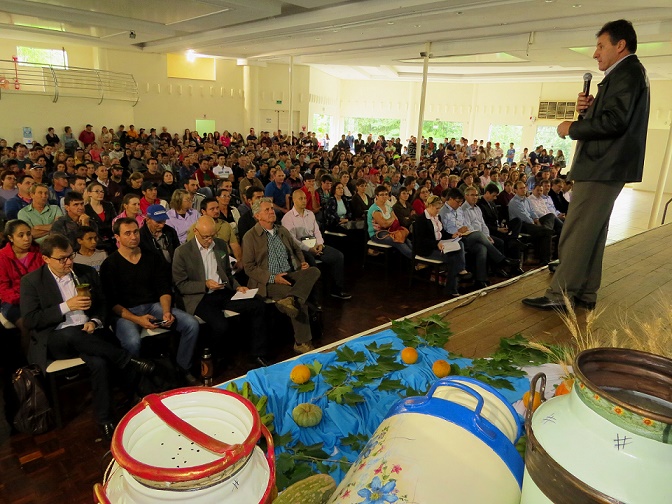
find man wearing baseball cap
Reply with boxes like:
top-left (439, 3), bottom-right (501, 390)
top-left (139, 204), bottom-right (180, 267)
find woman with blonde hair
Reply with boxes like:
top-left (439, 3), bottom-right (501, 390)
top-left (165, 189), bottom-right (198, 243)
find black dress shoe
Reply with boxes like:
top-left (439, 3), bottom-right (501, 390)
top-left (548, 259), bottom-right (560, 273)
top-left (502, 257), bottom-right (520, 267)
top-left (458, 271), bottom-right (473, 282)
top-left (473, 281), bottom-right (490, 290)
top-left (128, 358), bottom-right (155, 375)
top-left (509, 267), bottom-right (525, 277)
top-left (522, 296), bottom-right (568, 311)
top-left (99, 422), bottom-right (115, 441)
top-left (574, 298), bottom-right (596, 310)
top-left (180, 370), bottom-right (202, 386)
top-left (330, 291), bottom-right (352, 300)
top-left (492, 267), bottom-right (510, 278)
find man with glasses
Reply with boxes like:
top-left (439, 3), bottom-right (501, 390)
top-left (173, 216), bottom-right (269, 368)
top-left (20, 233), bottom-right (154, 440)
top-left (188, 197), bottom-right (242, 267)
top-left (101, 218), bottom-right (201, 385)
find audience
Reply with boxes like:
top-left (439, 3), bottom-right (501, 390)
top-left (0, 123), bottom-right (570, 438)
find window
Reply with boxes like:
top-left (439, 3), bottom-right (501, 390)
top-left (534, 126), bottom-right (573, 160)
top-left (488, 124), bottom-right (523, 152)
top-left (16, 46), bottom-right (68, 68)
top-left (343, 117), bottom-right (401, 139)
top-left (422, 121), bottom-right (463, 142)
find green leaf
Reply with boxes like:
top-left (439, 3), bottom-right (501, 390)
top-left (422, 327), bottom-right (451, 348)
top-left (335, 346), bottom-right (367, 363)
top-left (449, 363), bottom-right (462, 375)
top-left (273, 432), bottom-right (293, 448)
top-left (300, 443), bottom-right (329, 459)
top-left (341, 433), bottom-right (369, 452)
top-left (286, 463), bottom-right (315, 487)
top-left (321, 366), bottom-right (350, 387)
top-left (337, 456), bottom-right (352, 473)
top-left (327, 384), bottom-right (353, 404)
top-left (306, 359), bottom-right (323, 376)
top-left (402, 386), bottom-right (421, 397)
top-left (343, 392), bottom-right (366, 405)
top-left (378, 379), bottom-right (405, 392)
top-left (376, 357), bottom-right (405, 374)
top-left (421, 314), bottom-right (449, 329)
top-left (365, 342), bottom-right (398, 358)
top-left (359, 365), bottom-right (386, 380)
top-left (291, 380), bottom-right (316, 393)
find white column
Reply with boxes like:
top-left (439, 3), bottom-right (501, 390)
top-left (288, 56), bottom-right (294, 146)
top-left (243, 65), bottom-right (259, 134)
top-left (416, 42), bottom-right (431, 166)
top-left (648, 123), bottom-right (672, 228)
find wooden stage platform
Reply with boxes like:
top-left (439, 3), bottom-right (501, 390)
top-left (330, 222), bottom-right (672, 359)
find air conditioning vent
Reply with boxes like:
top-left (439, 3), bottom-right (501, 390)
top-left (538, 101), bottom-right (576, 120)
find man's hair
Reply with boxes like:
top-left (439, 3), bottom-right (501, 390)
top-left (64, 191), bottom-right (84, 205)
top-left (355, 177), bottom-right (367, 188)
top-left (464, 187), bottom-right (479, 196)
top-left (251, 197), bottom-right (273, 216)
top-left (216, 187), bottom-right (231, 198)
top-left (40, 233), bottom-right (72, 257)
top-left (112, 216), bottom-right (139, 236)
top-left (30, 183), bottom-right (48, 194)
top-left (551, 178), bottom-right (564, 186)
top-left (320, 174), bottom-right (333, 184)
top-left (484, 183), bottom-right (500, 195)
top-left (76, 225), bottom-right (98, 241)
top-left (1, 170), bottom-right (15, 182)
top-left (17, 174), bottom-right (34, 184)
top-left (200, 197), bottom-right (218, 213)
top-left (534, 180), bottom-right (546, 189)
top-left (445, 188), bottom-right (464, 201)
top-left (514, 181), bottom-right (527, 190)
top-left (598, 19), bottom-right (637, 53)
top-left (71, 175), bottom-right (87, 186)
top-left (246, 185), bottom-right (264, 200)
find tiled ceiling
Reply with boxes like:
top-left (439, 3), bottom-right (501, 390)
top-left (0, 0), bottom-right (671, 81)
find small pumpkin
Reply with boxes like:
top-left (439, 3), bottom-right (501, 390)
top-left (292, 403), bottom-right (323, 428)
top-left (272, 474), bottom-right (336, 504)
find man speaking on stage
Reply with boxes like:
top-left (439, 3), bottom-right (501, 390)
top-left (523, 19), bottom-right (650, 311)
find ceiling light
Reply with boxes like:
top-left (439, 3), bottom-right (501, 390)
top-left (456, 11), bottom-right (463, 15)
top-left (315, 37), bottom-right (321, 40)
top-left (573, 3), bottom-right (581, 7)
top-left (414, 24), bottom-right (421, 28)
top-left (186, 49), bottom-right (196, 62)
top-left (387, 21), bottom-right (395, 25)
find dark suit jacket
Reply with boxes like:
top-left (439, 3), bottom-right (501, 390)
top-left (414, 212), bottom-right (446, 257)
top-left (20, 264), bottom-right (105, 371)
top-left (242, 223), bottom-right (304, 297)
top-left (477, 198), bottom-right (501, 236)
top-left (568, 55), bottom-right (649, 182)
top-left (172, 238), bottom-right (239, 315)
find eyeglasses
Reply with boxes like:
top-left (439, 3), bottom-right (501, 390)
top-left (49, 252), bottom-right (76, 264)
top-left (195, 229), bottom-right (215, 240)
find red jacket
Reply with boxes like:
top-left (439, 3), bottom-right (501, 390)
top-left (0, 242), bottom-right (44, 306)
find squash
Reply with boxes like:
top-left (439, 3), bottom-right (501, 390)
top-left (292, 403), bottom-right (323, 427)
top-left (273, 474), bottom-right (337, 504)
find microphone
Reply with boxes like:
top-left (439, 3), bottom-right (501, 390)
top-left (582, 72), bottom-right (592, 96)
top-left (579, 72), bottom-right (593, 116)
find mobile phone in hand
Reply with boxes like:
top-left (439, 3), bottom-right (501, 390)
top-left (149, 318), bottom-right (166, 325)
top-left (285, 277), bottom-right (296, 286)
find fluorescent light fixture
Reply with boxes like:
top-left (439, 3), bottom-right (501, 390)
top-left (186, 49), bottom-right (196, 62)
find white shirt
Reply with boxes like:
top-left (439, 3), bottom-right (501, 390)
top-left (281, 206), bottom-right (324, 251)
top-left (51, 268), bottom-right (90, 329)
top-left (212, 165), bottom-right (233, 179)
top-left (424, 209), bottom-right (443, 240)
top-left (528, 193), bottom-right (551, 219)
top-left (196, 239), bottom-right (223, 290)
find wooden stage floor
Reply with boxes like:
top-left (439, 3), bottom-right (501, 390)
top-left (0, 223), bottom-right (670, 503)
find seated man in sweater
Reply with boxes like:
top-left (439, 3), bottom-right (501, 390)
top-left (100, 217), bottom-right (201, 385)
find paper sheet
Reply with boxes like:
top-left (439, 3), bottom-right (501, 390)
top-left (231, 288), bottom-right (259, 300)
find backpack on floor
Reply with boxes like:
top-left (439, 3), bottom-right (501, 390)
top-left (12, 365), bottom-right (54, 435)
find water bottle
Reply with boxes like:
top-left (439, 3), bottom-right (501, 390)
top-left (200, 348), bottom-right (213, 387)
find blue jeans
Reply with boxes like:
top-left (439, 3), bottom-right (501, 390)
top-left (370, 234), bottom-right (413, 259)
top-left (114, 303), bottom-right (199, 371)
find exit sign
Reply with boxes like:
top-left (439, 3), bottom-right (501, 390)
top-left (276, 100), bottom-right (282, 104)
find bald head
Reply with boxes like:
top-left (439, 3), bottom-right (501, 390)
top-left (292, 189), bottom-right (307, 211)
top-left (194, 216), bottom-right (216, 247)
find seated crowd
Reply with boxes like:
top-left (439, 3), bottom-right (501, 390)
top-left (0, 125), bottom-right (572, 437)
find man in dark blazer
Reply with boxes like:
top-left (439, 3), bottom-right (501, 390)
top-left (20, 234), bottom-right (153, 439)
top-left (524, 19), bottom-right (650, 311)
top-left (172, 216), bottom-right (268, 366)
top-left (242, 198), bottom-right (320, 355)
top-left (478, 183), bottom-right (524, 262)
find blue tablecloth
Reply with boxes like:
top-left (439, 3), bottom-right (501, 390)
top-left (218, 329), bottom-right (529, 483)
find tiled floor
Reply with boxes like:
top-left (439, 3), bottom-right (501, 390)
top-left (606, 188), bottom-right (672, 244)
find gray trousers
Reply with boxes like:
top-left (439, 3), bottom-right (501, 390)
top-left (267, 267), bottom-right (320, 343)
top-left (546, 180), bottom-right (624, 303)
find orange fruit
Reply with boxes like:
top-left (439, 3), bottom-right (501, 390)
top-left (400, 347), bottom-right (418, 364)
top-left (290, 364), bottom-right (311, 384)
top-left (432, 359), bottom-right (451, 378)
top-left (555, 378), bottom-right (574, 397)
top-left (523, 390), bottom-right (542, 412)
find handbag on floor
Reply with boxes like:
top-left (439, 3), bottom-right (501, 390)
top-left (12, 365), bottom-right (54, 435)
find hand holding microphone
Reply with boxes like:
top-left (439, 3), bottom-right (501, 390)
top-left (577, 72), bottom-right (594, 114)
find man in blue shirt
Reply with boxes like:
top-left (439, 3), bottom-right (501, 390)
top-left (508, 182), bottom-right (553, 265)
top-left (264, 169), bottom-right (291, 217)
